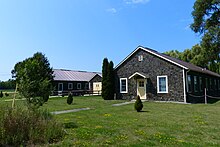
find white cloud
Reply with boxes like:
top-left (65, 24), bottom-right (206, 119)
top-left (106, 8), bottom-right (117, 13)
top-left (124, 0), bottom-right (150, 4)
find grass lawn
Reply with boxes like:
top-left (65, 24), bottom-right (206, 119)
top-left (1, 96), bottom-right (220, 146)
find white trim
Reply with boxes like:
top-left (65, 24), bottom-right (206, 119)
top-left (115, 46), bottom-right (188, 70)
top-left (129, 72), bottom-right (148, 79)
top-left (120, 78), bottom-right (128, 93)
top-left (68, 83), bottom-right (73, 90)
top-left (77, 83), bottom-right (81, 90)
top-left (157, 75), bottom-right (168, 93)
top-left (182, 69), bottom-right (186, 103)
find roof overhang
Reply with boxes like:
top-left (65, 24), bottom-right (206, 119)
top-left (129, 72), bottom-right (149, 79)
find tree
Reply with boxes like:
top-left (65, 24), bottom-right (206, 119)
top-left (106, 61), bottom-right (115, 100)
top-left (101, 58), bottom-right (115, 100)
top-left (164, 50), bottom-right (182, 59)
top-left (134, 95), bottom-right (143, 112)
top-left (190, 0), bottom-right (220, 73)
top-left (12, 52), bottom-right (54, 108)
top-left (102, 58), bottom-right (109, 100)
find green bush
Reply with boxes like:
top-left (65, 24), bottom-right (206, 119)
top-left (0, 91), bottom-right (3, 98)
top-left (0, 107), bottom-right (64, 146)
top-left (134, 95), bottom-right (143, 112)
top-left (5, 92), bottom-right (9, 97)
top-left (67, 93), bottom-right (73, 105)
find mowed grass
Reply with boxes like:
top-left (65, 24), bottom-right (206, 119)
top-left (1, 96), bottom-right (220, 146)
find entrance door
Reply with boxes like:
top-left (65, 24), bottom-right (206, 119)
top-left (93, 82), bottom-right (102, 95)
top-left (58, 83), bottom-right (63, 91)
top-left (137, 79), bottom-right (146, 99)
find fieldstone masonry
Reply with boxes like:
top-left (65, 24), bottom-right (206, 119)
top-left (115, 49), bottom-right (185, 102)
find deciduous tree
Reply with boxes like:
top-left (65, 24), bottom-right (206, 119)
top-left (12, 52), bottom-right (54, 108)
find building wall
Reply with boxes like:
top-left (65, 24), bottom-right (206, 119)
top-left (115, 49), bottom-right (185, 102)
top-left (186, 71), bottom-right (220, 103)
top-left (52, 81), bottom-right (89, 95)
top-left (90, 74), bottom-right (102, 92)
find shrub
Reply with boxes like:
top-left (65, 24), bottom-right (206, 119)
top-left (5, 93), bottom-right (9, 97)
top-left (0, 107), bottom-right (64, 146)
top-left (0, 91), bottom-right (3, 98)
top-left (134, 95), bottom-right (143, 112)
top-left (67, 93), bottom-right (73, 105)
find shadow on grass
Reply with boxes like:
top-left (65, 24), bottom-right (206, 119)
top-left (137, 110), bottom-right (149, 113)
top-left (64, 122), bottom-right (78, 129)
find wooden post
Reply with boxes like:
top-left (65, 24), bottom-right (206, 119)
top-left (12, 83), bottom-right (18, 108)
top-left (205, 88), bottom-right (207, 104)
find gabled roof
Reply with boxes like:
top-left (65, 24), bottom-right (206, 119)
top-left (53, 69), bottom-right (102, 82)
top-left (115, 46), bottom-right (220, 78)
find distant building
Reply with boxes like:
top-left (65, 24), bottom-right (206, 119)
top-left (114, 46), bottom-right (220, 103)
top-left (52, 69), bottom-right (102, 96)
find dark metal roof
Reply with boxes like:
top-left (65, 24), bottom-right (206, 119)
top-left (53, 69), bottom-right (102, 82)
top-left (115, 46), bottom-right (220, 78)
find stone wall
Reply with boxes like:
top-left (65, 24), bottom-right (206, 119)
top-left (114, 49), bottom-right (185, 102)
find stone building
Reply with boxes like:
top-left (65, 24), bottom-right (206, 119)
top-left (114, 46), bottom-right (220, 103)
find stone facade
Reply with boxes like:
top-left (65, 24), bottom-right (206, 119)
top-left (115, 49), bottom-right (185, 102)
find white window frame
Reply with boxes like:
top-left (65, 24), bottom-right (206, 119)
top-left (120, 78), bottom-right (128, 93)
top-left (77, 83), bottom-right (81, 90)
top-left (138, 55), bottom-right (143, 62)
top-left (157, 75), bottom-right (168, 93)
top-left (68, 83), bottom-right (73, 90)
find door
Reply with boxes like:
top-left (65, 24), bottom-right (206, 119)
top-left (58, 83), bottom-right (63, 92)
top-left (137, 79), bottom-right (146, 99)
top-left (93, 82), bottom-right (102, 95)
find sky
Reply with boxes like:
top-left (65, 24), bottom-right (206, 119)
top-left (0, 0), bottom-right (201, 81)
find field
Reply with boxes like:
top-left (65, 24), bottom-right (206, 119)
top-left (1, 96), bottom-right (220, 146)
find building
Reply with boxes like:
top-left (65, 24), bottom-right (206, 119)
top-left (114, 46), bottom-right (220, 103)
top-left (52, 69), bottom-right (102, 96)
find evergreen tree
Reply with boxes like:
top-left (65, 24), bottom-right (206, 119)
top-left (102, 58), bottom-right (115, 100)
top-left (106, 61), bottom-right (114, 100)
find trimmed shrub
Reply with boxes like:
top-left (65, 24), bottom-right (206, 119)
top-left (5, 92), bottom-right (9, 97)
top-left (0, 107), bottom-right (64, 146)
top-left (134, 95), bottom-right (143, 112)
top-left (0, 91), bottom-right (3, 98)
top-left (67, 93), bottom-right (73, 105)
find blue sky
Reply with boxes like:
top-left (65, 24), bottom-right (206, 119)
top-left (0, 0), bottom-right (200, 81)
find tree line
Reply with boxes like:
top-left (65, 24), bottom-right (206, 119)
top-left (165, 0), bottom-right (219, 74)
top-left (0, 79), bottom-right (16, 90)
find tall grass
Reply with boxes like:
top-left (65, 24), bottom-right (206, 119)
top-left (0, 107), bottom-right (65, 146)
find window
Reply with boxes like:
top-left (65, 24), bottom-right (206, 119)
top-left (77, 83), bottom-right (81, 90)
top-left (218, 80), bottom-right (220, 90)
top-left (210, 79), bottom-right (213, 90)
top-left (187, 75), bottom-right (192, 92)
top-left (214, 79), bottom-right (217, 90)
top-left (157, 76), bottom-right (168, 93)
top-left (206, 78), bottom-right (209, 91)
top-left (68, 83), bottom-right (73, 90)
top-left (194, 76), bottom-right (198, 92)
top-left (85, 83), bottom-right (89, 90)
top-left (139, 81), bottom-right (144, 87)
top-left (138, 55), bottom-right (143, 62)
top-left (199, 77), bottom-right (203, 92)
top-left (120, 78), bottom-right (128, 93)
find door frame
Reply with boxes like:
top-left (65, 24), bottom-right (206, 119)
top-left (137, 79), bottom-right (146, 99)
